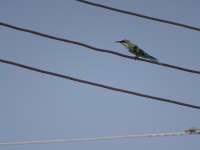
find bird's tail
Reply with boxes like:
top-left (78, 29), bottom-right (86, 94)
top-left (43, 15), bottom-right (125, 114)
top-left (143, 53), bottom-right (158, 62)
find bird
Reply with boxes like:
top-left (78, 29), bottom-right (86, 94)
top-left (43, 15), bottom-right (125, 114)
top-left (115, 39), bottom-right (158, 62)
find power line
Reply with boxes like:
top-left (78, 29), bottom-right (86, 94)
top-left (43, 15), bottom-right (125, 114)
top-left (0, 128), bottom-right (199, 146)
top-left (0, 59), bottom-right (200, 110)
top-left (0, 22), bottom-right (200, 75)
top-left (76, 0), bottom-right (200, 32)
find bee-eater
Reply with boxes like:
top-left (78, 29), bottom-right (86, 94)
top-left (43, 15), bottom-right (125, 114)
top-left (115, 39), bottom-right (158, 62)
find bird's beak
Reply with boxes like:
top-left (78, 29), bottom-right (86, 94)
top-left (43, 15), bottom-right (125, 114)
top-left (115, 41), bottom-right (121, 43)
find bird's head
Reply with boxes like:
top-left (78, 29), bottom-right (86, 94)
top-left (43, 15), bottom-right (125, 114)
top-left (115, 39), bottom-right (131, 48)
top-left (115, 39), bottom-right (130, 44)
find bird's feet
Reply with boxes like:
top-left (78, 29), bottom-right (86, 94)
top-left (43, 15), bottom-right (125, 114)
top-left (134, 56), bottom-right (138, 60)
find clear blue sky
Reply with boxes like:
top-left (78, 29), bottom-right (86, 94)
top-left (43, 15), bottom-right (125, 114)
top-left (0, 0), bottom-right (200, 149)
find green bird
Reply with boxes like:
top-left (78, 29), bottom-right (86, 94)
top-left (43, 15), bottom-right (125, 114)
top-left (115, 39), bottom-right (158, 62)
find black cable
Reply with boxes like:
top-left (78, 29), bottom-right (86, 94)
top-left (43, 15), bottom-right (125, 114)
top-left (0, 58), bottom-right (200, 110)
top-left (0, 22), bottom-right (200, 75)
top-left (76, 0), bottom-right (200, 32)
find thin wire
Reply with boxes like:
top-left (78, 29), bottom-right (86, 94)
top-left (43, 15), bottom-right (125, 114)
top-left (76, 0), bottom-right (200, 32)
top-left (0, 59), bottom-right (200, 110)
top-left (0, 129), bottom-right (199, 146)
top-left (0, 22), bottom-right (200, 75)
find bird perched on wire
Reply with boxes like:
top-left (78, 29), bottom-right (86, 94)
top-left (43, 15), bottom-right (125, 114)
top-left (115, 39), bottom-right (158, 62)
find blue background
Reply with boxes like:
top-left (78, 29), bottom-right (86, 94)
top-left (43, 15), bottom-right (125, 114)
top-left (0, 0), bottom-right (200, 149)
